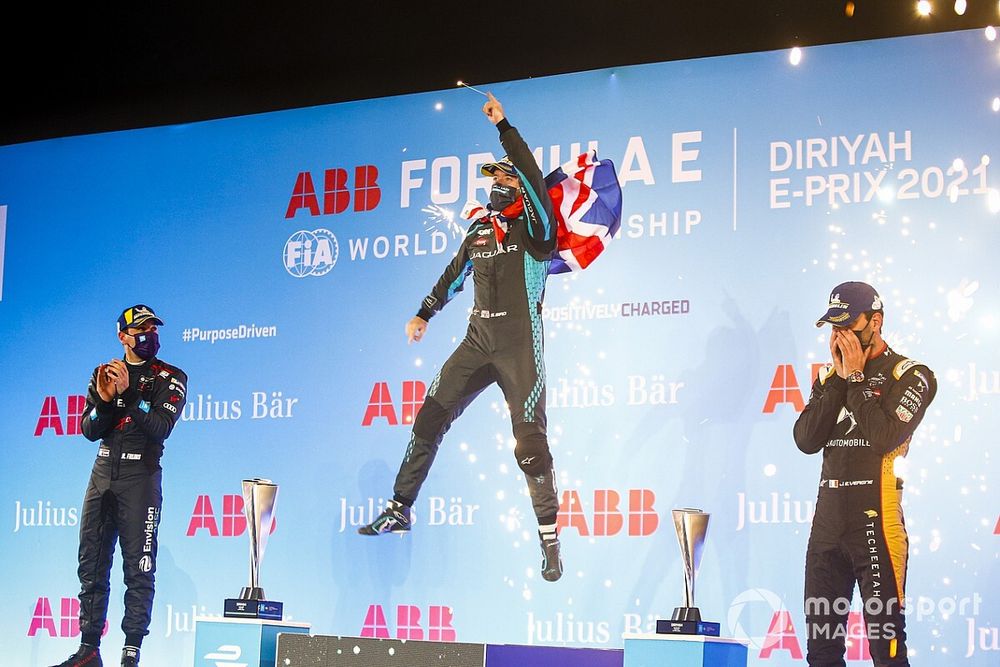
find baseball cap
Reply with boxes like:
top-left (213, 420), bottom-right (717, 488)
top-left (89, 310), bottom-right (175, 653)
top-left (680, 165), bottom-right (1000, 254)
top-left (117, 304), bottom-right (164, 332)
top-left (480, 156), bottom-right (517, 178)
top-left (815, 282), bottom-right (883, 327)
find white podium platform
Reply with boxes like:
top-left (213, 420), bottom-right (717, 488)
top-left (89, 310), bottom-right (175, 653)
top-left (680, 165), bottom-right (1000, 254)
top-left (622, 632), bottom-right (749, 667)
top-left (193, 616), bottom-right (310, 667)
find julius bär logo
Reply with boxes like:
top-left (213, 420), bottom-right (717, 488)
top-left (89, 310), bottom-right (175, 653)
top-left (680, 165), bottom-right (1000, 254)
top-left (186, 494), bottom-right (278, 537)
top-left (762, 363), bottom-right (827, 413)
top-left (284, 228), bottom-right (338, 277)
top-left (361, 604), bottom-right (456, 641)
top-left (285, 165), bottom-right (381, 218)
top-left (362, 380), bottom-right (426, 426)
top-left (27, 596), bottom-right (108, 638)
top-left (34, 395), bottom-right (87, 436)
top-left (557, 488), bottom-right (659, 537)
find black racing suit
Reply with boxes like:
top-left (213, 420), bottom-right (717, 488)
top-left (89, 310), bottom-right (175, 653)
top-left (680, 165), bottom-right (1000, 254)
top-left (77, 357), bottom-right (187, 648)
top-left (392, 117), bottom-right (559, 525)
top-left (793, 345), bottom-right (936, 667)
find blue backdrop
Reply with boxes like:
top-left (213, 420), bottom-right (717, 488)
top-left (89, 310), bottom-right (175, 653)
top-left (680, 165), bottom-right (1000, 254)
top-left (1, 29), bottom-right (998, 666)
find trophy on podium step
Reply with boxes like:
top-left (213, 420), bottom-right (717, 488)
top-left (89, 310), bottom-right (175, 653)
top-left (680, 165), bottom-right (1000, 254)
top-left (224, 478), bottom-right (284, 620)
top-left (656, 508), bottom-right (720, 636)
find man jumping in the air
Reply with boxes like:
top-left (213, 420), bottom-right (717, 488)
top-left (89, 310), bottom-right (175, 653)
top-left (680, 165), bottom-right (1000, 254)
top-left (359, 92), bottom-right (563, 582)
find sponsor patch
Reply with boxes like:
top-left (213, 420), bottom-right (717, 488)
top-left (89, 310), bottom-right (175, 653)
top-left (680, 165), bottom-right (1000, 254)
top-left (162, 402), bottom-right (177, 414)
top-left (138, 400), bottom-right (151, 413)
top-left (895, 405), bottom-right (914, 423)
top-left (893, 359), bottom-right (918, 380)
top-left (828, 312), bottom-right (852, 323)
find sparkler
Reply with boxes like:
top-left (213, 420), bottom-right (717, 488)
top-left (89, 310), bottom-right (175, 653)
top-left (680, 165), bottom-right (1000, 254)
top-left (456, 80), bottom-right (489, 96)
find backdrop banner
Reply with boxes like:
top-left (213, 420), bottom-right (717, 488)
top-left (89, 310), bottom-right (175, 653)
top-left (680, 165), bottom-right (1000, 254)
top-left (1, 29), bottom-right (997, 666)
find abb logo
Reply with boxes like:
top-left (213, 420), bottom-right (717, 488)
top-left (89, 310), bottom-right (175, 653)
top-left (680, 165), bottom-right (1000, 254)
top-left (362, 381), bottom-right (426, 426)
top-left (762, 364), bottom-right (827, 413)
top-left (34, 395), bottom-right (87, 436)
top-left (361, 604), bottom-right (456, 641)
top-left (557, 489), bottom-right (659, 537)
top-left (27, 597), bottom-right (108, 637)
top-left (285, 166), bottom-right (381, 218)
top-left (759, 610), bottom-right (871, 661)
top-left (186, 495), bottom-right (278, 537)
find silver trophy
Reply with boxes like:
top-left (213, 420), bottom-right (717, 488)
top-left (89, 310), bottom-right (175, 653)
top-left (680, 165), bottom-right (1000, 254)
top-left (671, 508), bottom-right (710, 623)
top-left (238, 478), bottom-right (278, 600)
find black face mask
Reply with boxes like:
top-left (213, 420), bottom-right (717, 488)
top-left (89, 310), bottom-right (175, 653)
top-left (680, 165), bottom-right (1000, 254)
top-left (131, 330), bottom-right (160, 360)
top-left (489, 183), bottom-right (517, 211)
top-left (853, 318), bottom-right (875, 350)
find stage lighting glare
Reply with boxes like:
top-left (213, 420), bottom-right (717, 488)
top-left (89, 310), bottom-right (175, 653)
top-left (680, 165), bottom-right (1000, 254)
top-left (845, 1), bottom-right (855, 17)
top-left (917, 1), bottom-right (932, 16)
top-left (988, 188), bottom-right (1000, 213)
top-left (954, 0), bottom-right (966, 15)
top-left (789, 46), bottom-right (803, 65)
top-left (986, 25), bottom-right (998, 41)
top-left (952, 158), bottom-right (965, 171)
top-left (993, 96), bottom-right (1000, 111)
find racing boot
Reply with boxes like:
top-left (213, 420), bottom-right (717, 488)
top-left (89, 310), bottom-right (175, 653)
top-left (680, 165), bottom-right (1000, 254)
top-left (358, 499), bottom-right (411, 535)
top-left (120, 646), bottom-right (139, 667)
top-left (50, 644), bottom-right (102, 667)
top-left (539, 530), bottom-right (563, 582)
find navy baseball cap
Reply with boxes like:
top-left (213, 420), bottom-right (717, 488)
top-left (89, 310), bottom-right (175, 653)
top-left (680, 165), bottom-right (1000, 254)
top-left (815, 282), bottom-right (883, 327)
top-left (117, 304), bottom-right (164, 332)
top-left (480, 156), bottom-right (517, 178)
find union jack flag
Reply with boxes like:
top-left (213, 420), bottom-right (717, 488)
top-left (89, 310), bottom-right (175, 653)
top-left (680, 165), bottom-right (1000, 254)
top-left (545, 151), bottom-right (622, 274)
top-left (461, 152), bottom-right (622, 274)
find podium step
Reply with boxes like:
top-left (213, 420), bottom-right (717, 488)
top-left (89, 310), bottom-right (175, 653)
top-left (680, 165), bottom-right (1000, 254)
top-left (276, 634), bottom-right (485, 666)
top-left (275, 634), bottom-right (624, 666)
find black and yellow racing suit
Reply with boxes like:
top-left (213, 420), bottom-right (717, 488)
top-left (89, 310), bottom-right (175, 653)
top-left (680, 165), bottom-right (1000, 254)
top-left (794, 345), bottom-right (936, 666)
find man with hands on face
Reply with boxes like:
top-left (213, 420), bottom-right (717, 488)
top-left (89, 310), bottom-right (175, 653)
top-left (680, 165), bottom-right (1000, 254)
top-left (52, 305), bottom-right (187, 667)
top-left (359, 93), bottom-right (565, 582)
top-left (794, 282), bottom-right (936, 667)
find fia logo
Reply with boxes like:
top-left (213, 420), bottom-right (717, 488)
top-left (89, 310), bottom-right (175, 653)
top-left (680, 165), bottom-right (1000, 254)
top-left (203, 645), bottom-right (247, 667)
top-left (284, 229), bottom-right (338, 277)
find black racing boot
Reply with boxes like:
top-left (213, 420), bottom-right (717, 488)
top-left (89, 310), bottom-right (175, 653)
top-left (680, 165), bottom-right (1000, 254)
top-left (120, 646), bottom-right (139, 667)
top-left (50, 644), bottom-right (102, 667)
top-left (358, 500), bottom-right (411, 535)
top-left (539, 531), bottom-right (563, 582)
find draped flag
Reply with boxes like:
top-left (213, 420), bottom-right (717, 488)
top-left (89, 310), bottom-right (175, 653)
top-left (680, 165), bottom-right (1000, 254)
top-left (544, 151), bottom-right (622, 274)
top-left (461, 151), bottom-right (622, 274)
